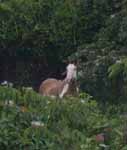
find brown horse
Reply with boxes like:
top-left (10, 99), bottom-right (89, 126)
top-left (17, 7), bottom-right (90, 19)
top-left (39, 64), bottom-right (79, 98)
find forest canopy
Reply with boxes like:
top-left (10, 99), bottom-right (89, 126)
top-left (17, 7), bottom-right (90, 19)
top-left (0, 0), bottom-right (127, 58)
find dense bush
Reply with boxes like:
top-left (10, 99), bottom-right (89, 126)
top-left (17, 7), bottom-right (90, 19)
top-left (0, 0), bottom-right (126, 58)
top-left (108, 57), bottom-right (127, 102)
top-left (0, 86), bottom-right (126, 149)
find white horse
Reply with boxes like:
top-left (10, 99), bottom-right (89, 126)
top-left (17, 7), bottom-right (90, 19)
top-left (39, 63), bottom-right (79, 98)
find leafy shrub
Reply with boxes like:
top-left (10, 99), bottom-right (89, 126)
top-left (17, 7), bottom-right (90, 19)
top-left (108, 58), bottom-right (127, 102)
top-left (0, 86), bottom-right (125, 149)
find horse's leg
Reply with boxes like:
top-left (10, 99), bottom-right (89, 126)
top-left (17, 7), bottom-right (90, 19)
top-left (59, 83), bottom-right (69, 98)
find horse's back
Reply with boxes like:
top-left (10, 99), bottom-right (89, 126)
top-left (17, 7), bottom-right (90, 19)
top-left (39, 78), bottom-right (62, 96)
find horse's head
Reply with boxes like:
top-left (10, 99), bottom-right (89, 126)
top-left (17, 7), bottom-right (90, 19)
top-left (66, 63), bottom-right (77, 81)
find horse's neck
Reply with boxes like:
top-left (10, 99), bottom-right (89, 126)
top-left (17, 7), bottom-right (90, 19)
top-left (62, 77), bottom-right (74, 90)
top-left (63, 77), bottom-right (71, 84)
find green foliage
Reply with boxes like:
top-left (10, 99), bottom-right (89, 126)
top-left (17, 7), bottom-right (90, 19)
top-left (66, 0), bottom-right (127, 102)
top-left (0, 86), bottom-right (125, 149)
top-left (108, 61), bottom-right (123, 80)
top-left (108, 58), bottom-right (127, 102)
top-left (0, 0), bottom-right (125, 59)
top-left (0, 0), bottom-right (82, 59)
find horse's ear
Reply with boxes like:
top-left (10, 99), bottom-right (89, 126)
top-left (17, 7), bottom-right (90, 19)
top-left (72, 60), bottom-right (79, 67)
top-left (64, 58), bottom-right (79, 66)
top-left (68, 60), bottom-right (76, 65)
